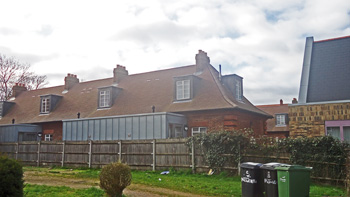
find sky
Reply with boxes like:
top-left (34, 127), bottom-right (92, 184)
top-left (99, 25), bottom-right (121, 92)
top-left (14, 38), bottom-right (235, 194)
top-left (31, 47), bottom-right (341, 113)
top-left (0, 0), bottom-right (349, 105)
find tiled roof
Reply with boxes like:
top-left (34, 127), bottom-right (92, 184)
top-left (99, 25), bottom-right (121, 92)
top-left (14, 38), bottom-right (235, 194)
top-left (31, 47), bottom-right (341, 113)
top-left (299, 36), bottom-right (350, 103)
top-left (0, 53), bottom-right (270, 124)
top-left (256, 103), bottom-right (289, 132)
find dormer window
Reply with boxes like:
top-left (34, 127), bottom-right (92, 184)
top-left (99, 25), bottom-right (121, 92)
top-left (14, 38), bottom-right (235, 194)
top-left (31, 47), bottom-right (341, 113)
top-left (40, 94), bottom-right (62, 114)
top-left (173, 75), bottom-right (197, 102)
top-left (41, 97), bottom-right (50, 113)
top-left (97, 86), bottom-right (121, 109)
top-left (276, 113), bottom-right (288, 127)
top-left (176, 80), bottom-right (190, 100)
top-left (235, 79), bottom-right (242, 101)
top-left (222, 74), bottom-right (243, 102)
top-left (99, 90), bottom-right (111, 107)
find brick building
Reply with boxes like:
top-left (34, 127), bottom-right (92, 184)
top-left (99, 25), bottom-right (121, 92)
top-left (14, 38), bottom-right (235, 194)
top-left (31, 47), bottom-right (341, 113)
top-left (0, 50), bottom-right (270, 142)
top-left (289, 36), bottom-right (350, 140)
top-left (256, 99), bottom-right (293, 138)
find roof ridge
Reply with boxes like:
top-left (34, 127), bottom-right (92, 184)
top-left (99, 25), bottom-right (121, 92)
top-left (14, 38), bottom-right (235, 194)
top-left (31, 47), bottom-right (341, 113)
top-left (314, 35), bottom-right (350, 43)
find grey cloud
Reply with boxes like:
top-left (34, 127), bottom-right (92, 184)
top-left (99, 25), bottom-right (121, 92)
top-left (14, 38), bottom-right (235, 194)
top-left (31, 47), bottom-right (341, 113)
top-left (36, 25), bottom-right (54, 37)
top-left (0, 27), bottom-right (20, 36)
top-left (111, 21), bottom-right (197, 45)
top-left (0, 46), bottom-right (58, 64)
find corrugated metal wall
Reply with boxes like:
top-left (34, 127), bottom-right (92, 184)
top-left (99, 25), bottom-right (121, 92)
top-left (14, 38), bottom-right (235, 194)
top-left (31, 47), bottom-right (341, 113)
top-left (63, 112), bottom-right (186, 141)
top-left (0, 124), bottom-right (42, 142)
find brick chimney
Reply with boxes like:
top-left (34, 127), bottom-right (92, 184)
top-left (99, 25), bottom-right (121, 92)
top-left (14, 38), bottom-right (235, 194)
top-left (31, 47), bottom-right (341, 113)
top-left (113, 65), bottom-right (128, 83)
top-left (64, 73), bottom-right (79, 90)
top-left (195, 50), bottom-right (210, 73)
top-left (12, 83), bottom-right (27, 97)
top-left (280, 99), bottom-right (283, 105)
top-left (292, 98), bottom-right (298, 104)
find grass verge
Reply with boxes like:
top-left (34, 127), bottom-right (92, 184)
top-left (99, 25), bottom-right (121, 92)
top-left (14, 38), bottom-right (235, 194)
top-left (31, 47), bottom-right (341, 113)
top-left (24, 184), bottom-right (104, 197)
top-left (23, 167), bottom-right (346, 196)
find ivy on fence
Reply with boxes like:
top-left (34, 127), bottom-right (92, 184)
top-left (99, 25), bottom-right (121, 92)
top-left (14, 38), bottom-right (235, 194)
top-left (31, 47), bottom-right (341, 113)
top-left (187, 129), bottom-right (349, 183)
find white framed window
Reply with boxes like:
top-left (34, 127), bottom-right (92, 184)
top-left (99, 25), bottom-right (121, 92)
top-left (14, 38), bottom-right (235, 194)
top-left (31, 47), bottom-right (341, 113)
top-left (192, 127), bottom-right (207, 136)
top-left (99, 90), bottom-right (111, 108)
top-left (235, 79), bottom-right (242, 101)
top-left (276, 114), bottom-right (287, 126)
top-left (45, 134), bottom-right (53, 141)
top-left (176, 80), bottom-right (190, 100)
top-left (41, 97), bottom-right (50, 113)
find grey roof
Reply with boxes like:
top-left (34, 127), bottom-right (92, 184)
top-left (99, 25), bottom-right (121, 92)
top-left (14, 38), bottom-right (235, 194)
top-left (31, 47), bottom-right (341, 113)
top-left (298, 36), bottom-right (350, 104)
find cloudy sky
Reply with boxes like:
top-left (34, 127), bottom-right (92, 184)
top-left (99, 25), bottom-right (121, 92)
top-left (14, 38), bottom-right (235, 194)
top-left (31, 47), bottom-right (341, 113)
top-left (0, 0), bottom-right (349, 105)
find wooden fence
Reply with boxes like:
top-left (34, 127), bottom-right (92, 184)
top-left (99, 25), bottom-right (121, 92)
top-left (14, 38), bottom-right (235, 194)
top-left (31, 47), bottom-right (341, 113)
top-left (0, 139), bottom-right (347, 185)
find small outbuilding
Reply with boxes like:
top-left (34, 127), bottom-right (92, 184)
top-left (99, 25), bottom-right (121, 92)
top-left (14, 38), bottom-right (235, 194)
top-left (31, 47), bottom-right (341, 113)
top-left (0, 124), bottom-right (42, 142)
top-left (62, 112), bottom-right (187, 141)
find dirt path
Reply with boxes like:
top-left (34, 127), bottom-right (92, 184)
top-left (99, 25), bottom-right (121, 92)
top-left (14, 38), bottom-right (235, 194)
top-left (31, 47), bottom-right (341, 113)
top-left (24, 171), bottom-right (207, 197)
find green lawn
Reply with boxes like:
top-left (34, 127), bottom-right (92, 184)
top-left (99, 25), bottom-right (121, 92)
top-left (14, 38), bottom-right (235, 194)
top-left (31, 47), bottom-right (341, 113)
top-left (23, 167), bottom-right (346, 196)
top-left (24, 184), bottom-right (104, 197)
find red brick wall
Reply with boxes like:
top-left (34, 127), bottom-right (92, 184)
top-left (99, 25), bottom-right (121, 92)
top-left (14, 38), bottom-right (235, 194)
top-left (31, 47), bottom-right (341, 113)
top-left (35, 121), bottom-right (63, 141)
top-left (181, 109), bottom-right (267, 137)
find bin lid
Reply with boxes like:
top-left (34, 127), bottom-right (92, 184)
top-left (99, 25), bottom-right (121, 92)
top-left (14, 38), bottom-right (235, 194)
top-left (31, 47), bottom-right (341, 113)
top-left (240, 162), bottom-right (263, 169)
top-left (260, 162), bottom-right (289, 170)
top-left (275, 165), bottom-right (312, 171)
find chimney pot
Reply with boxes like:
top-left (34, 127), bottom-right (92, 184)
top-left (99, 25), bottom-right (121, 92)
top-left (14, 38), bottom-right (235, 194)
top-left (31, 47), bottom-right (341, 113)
top-left (65, 73), bottom-right (79, 90)
top-left (292, 98), bottom-right (298, 104)
top-left (113, 65), bottom-right (128, 83)
top-left (195, 50), bottom-right (210, 73)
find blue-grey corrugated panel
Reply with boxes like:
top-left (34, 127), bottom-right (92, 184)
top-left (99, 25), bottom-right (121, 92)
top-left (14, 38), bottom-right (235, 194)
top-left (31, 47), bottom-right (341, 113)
top-left (139, 116), bottom-right (147, 139)
top-left (82, 120), bottom-right (88, 140)
top-left (146, 116), bottom-right (154, 139)
top-left (154, 115), bottom-right (162, 139)
top-left (307, 37), bottom-right (350, 102)
top-left (132, 117), bottom-right (140, 140)
top-left (77, 121), bottom-right (83, 140)
top-left (88, 120), bottom-right (94, 140)
top-left (100, 119), bottom-right (106, 141)
top-left (106, 119), bottom-right (113, 140)
top-left (62, 112), bottom-right (186, 141)
top-left (161, 114), bottom-right (167, 138)
top-left (0, 124), bottom-right (41, 142)
top-left (112, 118), bottom-right (119, 140)
top-left (125, 117), bottom-right (132, 140)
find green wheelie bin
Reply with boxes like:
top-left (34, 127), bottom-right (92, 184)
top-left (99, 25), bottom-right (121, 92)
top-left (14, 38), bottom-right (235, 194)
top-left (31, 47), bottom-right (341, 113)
top-left (275, 165), bottom-right (312, 197)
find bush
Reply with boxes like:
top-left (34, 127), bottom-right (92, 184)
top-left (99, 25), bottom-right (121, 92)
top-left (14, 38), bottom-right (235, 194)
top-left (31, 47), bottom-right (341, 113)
top-left (99, 161), bottom-right (132, 197)
top-left (0, 154), bottom-right (24, 197)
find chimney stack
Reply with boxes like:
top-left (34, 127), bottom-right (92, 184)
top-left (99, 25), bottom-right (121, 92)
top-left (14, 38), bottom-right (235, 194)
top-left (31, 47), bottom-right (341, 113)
top-left (280, 99), bottom-right (283, 105)
top-left (195, 50), bottom-right (210, 73)
top-left (113, 64), bottom-right (128, 83)
top-left (292, 98), bottom-right (298, 104)
top-left (64, 73), bottom-right (79, 90)
top-left (12, 83), bottom-right (27, 97)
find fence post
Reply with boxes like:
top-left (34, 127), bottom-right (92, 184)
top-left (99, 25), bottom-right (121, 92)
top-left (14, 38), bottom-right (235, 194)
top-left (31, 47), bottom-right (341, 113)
top-left (191, 140), bottom-right (195, 173)
top-left (15, 142), bottom-right (19, 160)
top-left (152, 139), bottom-right (156, 171)
top-left (118, 141), bottom-right (122, 162)
top-left (61, 141), bottom-right (65, 167)
top-left (88, 140), bottom-right (92, 168)
top-left (37, 141), bottom-right (41, 167)
top-left (238, 141), bottom-right (241, 176)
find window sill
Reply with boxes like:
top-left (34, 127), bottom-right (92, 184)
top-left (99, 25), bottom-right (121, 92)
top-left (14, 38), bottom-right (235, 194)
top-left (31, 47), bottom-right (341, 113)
top-left (173, 99), bottom-right (192, 103)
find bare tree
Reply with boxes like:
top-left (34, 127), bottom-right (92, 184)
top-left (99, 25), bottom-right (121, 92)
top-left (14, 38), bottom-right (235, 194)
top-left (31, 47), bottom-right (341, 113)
top-left (0, 54), bottom-right (48, 101)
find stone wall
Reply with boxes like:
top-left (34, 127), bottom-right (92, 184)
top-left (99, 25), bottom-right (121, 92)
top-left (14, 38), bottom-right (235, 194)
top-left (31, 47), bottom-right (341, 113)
top-left (289, 102), bottom-right (350, 137)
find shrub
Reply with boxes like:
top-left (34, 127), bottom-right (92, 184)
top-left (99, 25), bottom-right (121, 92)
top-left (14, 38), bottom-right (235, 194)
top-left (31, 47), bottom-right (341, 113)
top-left (0, 154), bottom-right (24, 197)
top-left (99, 161), bottom-right (132, 197)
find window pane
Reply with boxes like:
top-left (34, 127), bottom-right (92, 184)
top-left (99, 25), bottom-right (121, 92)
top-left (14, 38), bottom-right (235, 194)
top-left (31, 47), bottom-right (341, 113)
top-left (276, 115), bottom-right (286, 126)
top-left (344, 127), bottom-right (350, 143)
top-left (176, 80), bottom-right (190, 100)
top-left (327, 127), bottom-right (341, 140)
